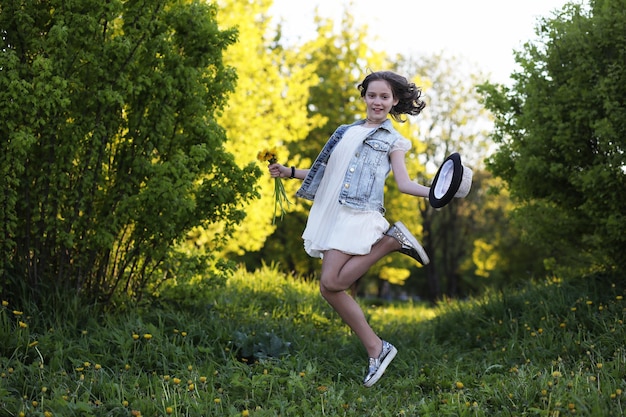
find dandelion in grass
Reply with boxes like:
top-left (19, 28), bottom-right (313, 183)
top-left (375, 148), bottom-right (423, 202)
top-left (257, 148), bottom-right (291, 224)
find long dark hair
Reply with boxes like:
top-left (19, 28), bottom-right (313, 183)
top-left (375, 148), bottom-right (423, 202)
top-left (358, 71), bottom-right (426, 122)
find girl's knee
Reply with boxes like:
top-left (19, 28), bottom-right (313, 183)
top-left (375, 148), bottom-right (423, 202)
top-left (319, 277), bottom-right (344, 296)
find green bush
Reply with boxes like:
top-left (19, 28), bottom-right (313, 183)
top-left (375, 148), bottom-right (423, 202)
top-left (0, 0), bottom-right (259, 303)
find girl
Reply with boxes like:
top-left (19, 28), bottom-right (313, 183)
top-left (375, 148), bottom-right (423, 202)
top-left (269, 70), bottom-right (430, 387)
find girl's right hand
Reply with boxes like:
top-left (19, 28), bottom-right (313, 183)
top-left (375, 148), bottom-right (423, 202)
top-left (268, 163), bottom-right (286, 178)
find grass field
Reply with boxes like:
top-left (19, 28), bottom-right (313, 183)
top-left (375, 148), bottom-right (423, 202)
top-left (1, 266), bottom-right (624, 416)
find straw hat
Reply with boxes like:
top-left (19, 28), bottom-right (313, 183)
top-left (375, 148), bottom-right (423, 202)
top-left (428, 153), bottom-right (473, 209)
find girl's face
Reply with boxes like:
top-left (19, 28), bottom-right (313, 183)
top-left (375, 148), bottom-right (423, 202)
top-left (363, 80), bottom-right (398, 123)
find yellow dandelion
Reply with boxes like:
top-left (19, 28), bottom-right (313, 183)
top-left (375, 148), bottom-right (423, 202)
top-left (2, 300), bottom-right (8, 307)
top-left (616, 295), bottom-right (623, 300)
top-left (95, 364), bottom-right (101, 370)
top-left (19, 321), bottom-right (28, 328)
top-left (83, 362), bottom-right (91, 367)
top-left (41, 386), bottom-right (48, 393)
top-left (616, 389), bottom-right (623, 395)
top-left (299, 371), bottom-right (306, 377)
top-left (166, 407), bottom-right (173, 414)
top-left (257, 147), bottom-right (291, 223)
top-left (13, 310), bottom-right (23, 315)
top-left (199, 376), bottom-right (207, 383)
top-left (456, 381), bottom-right (464, 389)
top-left (44, 411), bottom-right (53, 417)
top-left (552, 371), bottom-right (562, 378)
top-left (242, 410), bottom-right (250, 417)
top-left (164, 375), bottom-right (171, 381)
top-left (596, 363), bottom-right (603, 369)
top-left (143, 333), bottom-right (152, 340)
top-left (132, 333), bottom-right (139, 340)
top-left (181, 331), bottom-right (187, 337)
top-left (173, 378), bottom-right (181, 385)
top-left (187, 365), bottom-right (193, 371)
top-left (125, 364), bottom-right (131, 370)
top-left (122, 400), bottom-right (129, 407)
top-left (188, 383), bottom-right (195, 391)
top-left (214, 398), bottom-right (221, 404)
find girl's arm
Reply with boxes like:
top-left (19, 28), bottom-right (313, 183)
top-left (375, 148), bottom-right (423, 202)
top-left (390, 150), bottom-right (430, 198)
top-left (268, 163), bottom-right (308, 181)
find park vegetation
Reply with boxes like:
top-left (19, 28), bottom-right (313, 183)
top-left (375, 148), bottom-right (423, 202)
top-left (1, 0), bottom-right (625, 415)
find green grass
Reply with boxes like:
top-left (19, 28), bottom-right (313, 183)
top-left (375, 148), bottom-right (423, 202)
top-left (1, 267), bottom-right (625, 416)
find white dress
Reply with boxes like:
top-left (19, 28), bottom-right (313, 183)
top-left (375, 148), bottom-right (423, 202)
top-left (302, 125), bottom-right (411, 258)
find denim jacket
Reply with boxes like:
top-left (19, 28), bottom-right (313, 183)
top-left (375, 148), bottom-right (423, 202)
top-left (296, 119), bottom-right (405, 214)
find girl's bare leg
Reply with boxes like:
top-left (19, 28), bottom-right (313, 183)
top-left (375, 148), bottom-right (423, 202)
top-left (319, 236), bottom-right (401, 357)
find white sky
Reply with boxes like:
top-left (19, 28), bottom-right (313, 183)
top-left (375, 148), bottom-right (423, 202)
top-left (269, 0), bottom-right (571, 85)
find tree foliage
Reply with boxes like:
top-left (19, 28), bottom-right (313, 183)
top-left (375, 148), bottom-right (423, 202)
top-left (0, 0), bottom-right (259, 301)
top-left (197, 0), bottom-right (324, 258)
top-left (390, 54), bottom-right (498, 300)
top-left (250, 9), bottom-right (390, 280)
top-left (479, 0), bottom-right (626, 275)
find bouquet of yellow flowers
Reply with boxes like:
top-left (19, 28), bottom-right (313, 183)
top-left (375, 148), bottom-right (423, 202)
top-left (257, 148), bottom-right (291, 224)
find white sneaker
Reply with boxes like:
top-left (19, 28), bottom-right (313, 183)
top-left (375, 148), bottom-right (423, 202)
top-left (363, 340), bottom-right (397, 387)
top-left (384, 221), bottom-right (430, 265)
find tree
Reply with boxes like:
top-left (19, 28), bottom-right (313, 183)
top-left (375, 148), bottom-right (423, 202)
top-left (247, 8), bottom-right (391, 281)
top-left (0, 0), bottom-right (258, 301)
top-left (479, 0), bottom-right (626, 275)
top-left (252, 7), bottom-right (394, 284)
top-left (392, 54), bottom-right (495, 301)
top-left (192, 0), bottom-right (325, 260)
